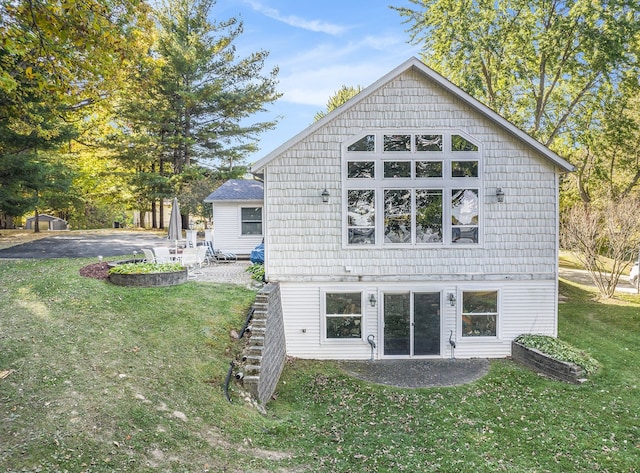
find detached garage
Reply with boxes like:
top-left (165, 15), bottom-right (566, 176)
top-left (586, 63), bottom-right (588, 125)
top-left (25, 214), bottom-right (68, 231)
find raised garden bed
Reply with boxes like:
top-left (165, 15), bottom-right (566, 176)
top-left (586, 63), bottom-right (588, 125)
top-left (108, 261), bottom-right (187, 287)
top-left (512, 340), bottom-right (588, 384)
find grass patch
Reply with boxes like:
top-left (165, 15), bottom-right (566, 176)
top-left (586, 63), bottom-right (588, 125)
top-left (1, 259), bottom-right (639, 472)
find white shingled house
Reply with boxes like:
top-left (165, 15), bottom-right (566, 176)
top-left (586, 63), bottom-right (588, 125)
top-left (251, 57), bottom-right (574, 360)
top-left (203, 179), bottom-right (264, 257)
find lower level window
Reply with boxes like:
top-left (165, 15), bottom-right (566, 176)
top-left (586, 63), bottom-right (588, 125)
top-left (461, 291), bottom-right (498, 337)
top-left (325, 292), bottom-right (362, 339)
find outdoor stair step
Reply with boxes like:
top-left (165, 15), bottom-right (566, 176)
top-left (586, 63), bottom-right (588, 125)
top-left (244, 355), bottom-right (262, 364)
top-left (247, 327), bottom-right (266, 337)
top-left (245, 364), bottom-right (261, 374)
top-left (242, 375), bottom-right (260, 385)
top-left (246, 345), bottom-right (263, 355)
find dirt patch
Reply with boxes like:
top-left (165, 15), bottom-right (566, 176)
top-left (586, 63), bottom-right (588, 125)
top-left (79, 262), bottom-right (111, 280)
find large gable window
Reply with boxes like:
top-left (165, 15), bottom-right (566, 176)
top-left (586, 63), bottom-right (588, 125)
top-left (344, 131), bottom-right (481, 246)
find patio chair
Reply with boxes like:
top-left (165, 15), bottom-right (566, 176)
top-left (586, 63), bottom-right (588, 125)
top-left (142, 248), bottom-right (156, 263)
top-left (196, 245), bottom-right (208, 267)
top-left (180, 247), bottom-right (200, 278)
top-left (153, 247), bottom-right (173, 263)
top-left (204, 240), bottom-right (237, 263)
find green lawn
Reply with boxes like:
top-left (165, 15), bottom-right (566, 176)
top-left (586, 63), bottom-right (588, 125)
top-left (1, 258), bottom-right (638, 472)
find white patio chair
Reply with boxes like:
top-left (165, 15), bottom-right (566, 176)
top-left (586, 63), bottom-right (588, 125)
top-left (180, 247), bottom-right (200, 278)
top-left (196, 245), bottom-right (208, 267)
top-left (142, 248), bottom-right (156, 263)
top-left (153, 247), bottom-right (173, 263)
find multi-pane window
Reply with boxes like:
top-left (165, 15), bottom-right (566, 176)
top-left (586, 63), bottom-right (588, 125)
top-left (345, 132), bottom-right (480, 246)
top-left (461, 291), bottom-right (498, 337)
top-left (325, 292), bottom-right (363, 339)
top-left (347, 190), bottom-right (375, 244)
top-left (240, 207), bottom-right (262, 235)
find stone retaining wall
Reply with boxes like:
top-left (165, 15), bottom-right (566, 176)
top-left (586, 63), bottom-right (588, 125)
top-left (511, 341), bottom-right (587, 384)
top-left (109, 269), bottom-right (187, 287)
top-left (242, 283), bottom-right (286, 405)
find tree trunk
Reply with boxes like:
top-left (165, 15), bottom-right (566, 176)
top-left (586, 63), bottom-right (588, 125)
top-left (34, 208), bottom-right (40, 233)
top-left (152, 200), bottom-right (157, 228)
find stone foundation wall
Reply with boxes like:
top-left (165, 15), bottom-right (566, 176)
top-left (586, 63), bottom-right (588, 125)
top-left (511, 341), bottom-right (587, 384)
top-left (242, 283), bottom-right (286, 405)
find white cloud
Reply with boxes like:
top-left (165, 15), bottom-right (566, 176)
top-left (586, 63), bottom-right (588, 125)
top-left (272, 36), bottom-right (421, 107)
top-left (243, 0), bottom-right (347, 35)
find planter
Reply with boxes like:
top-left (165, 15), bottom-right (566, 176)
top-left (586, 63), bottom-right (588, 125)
top-left (511, 341), bottom-right (587, 384)
top-left (109, 269), bottom-right (187, 287)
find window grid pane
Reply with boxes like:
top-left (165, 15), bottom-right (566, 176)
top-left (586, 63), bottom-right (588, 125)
top-left (462, 291), bottom-right (498, 337)
top-left (384, 134), bottom-right (411, 151)
top-left (348, 161), bottom-right (375, 178)
top-left (348, 189), bottom-right (375, 244)
top-left (416, 189), bottom-right (443, 243)
top-left (384, 161), bottom-right (411, 178)
top-left (241, 207), bottom-right (262, 236)
top-left (326, 292), bottom-right (362, 339)
top-left (415, 134), bottom-right (443, 151)
top-left (384, 189), bottom-right (412, 243)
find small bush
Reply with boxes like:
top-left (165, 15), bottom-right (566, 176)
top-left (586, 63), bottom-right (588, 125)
top-left (245, 263), bottom-right (265, 282)
top-left (108, 262), bottom-right (184, 275)
top-left (515, 334), bottom-right (600, 375)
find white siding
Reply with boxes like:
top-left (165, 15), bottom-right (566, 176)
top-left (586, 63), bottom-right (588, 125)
top-left (261, 67), bottom-right (561, 360)
top-left (212, 201), bottom-right (263, 256)
top-left (280, 280), bottom-right (556, 360)
top-left (263, 69), bottom-right (559, 283)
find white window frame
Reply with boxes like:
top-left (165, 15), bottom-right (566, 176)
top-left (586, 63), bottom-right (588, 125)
top-left (321, 290), bottom-right (365, 343)
top-left (459, 289), bottom-right (500, 339)
top-left (239, 206), bottom-right (263, 237)
top-left (342, 130), bottom-right (482, 248)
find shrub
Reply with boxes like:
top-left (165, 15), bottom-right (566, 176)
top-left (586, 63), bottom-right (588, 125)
top-left (515, 334), bottom-right (600, 375)
top-left (108, 262), bottom-right (184, 275)
top-left (245, 263), bottom-right (265, 282)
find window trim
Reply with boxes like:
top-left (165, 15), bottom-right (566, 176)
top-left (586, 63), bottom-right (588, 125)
top-left (458, 289), bottom-right (500, 339)
top-left (342, 130), bottom-right (482, 248)
top-left (239, 206), bottom-right (263, 237)
top-left (321, 290), bottom-right (365, 343)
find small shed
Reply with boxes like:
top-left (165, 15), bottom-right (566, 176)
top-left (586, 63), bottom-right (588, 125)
top-left (24, 214), bottom-right (68, 231)
top-left (204, 179), bottom-right (263, 256)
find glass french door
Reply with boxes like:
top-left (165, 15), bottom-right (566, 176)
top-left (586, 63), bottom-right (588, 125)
top-left (383, 292), bottom-right (441, 356)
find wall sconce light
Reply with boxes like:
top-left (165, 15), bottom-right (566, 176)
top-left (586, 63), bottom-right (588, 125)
top-left (321, 188), bottom-right (330, 203)
top-left (369, 293), bottom-right (377, 307)
top-left (447, 293), bottom-right (457, 306)
top-left (496, 188), bottom-right (505, 203)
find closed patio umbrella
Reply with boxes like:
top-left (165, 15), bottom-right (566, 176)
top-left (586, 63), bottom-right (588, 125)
top-left (168, 197), bottom-right (182, 244)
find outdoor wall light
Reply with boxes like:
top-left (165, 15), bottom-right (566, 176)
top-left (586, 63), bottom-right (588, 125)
top-left (496, 188), bottom-right (505, 203)
top-left (369, 293), bottom-right (377, 307)
top-left (321, 188), bottom-right (330, 203)
top-left (447, 292), bottom-right (457, 306)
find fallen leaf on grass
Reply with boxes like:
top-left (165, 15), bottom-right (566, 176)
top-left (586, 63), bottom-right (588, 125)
top-left (0, 369), bottom-right (14, 380)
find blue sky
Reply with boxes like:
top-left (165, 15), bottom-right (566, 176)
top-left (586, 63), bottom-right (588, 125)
top-left (213, 0), bottom-right (422, 164)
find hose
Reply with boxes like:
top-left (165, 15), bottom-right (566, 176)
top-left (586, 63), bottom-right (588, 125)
top-left (238, 307), bottom-right (255, 339)
top-left (223, 360), bottom-right (235, 403)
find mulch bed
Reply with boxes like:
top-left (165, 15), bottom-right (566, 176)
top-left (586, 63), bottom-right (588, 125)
top-left (79, 262), bottom-right (110, 280)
